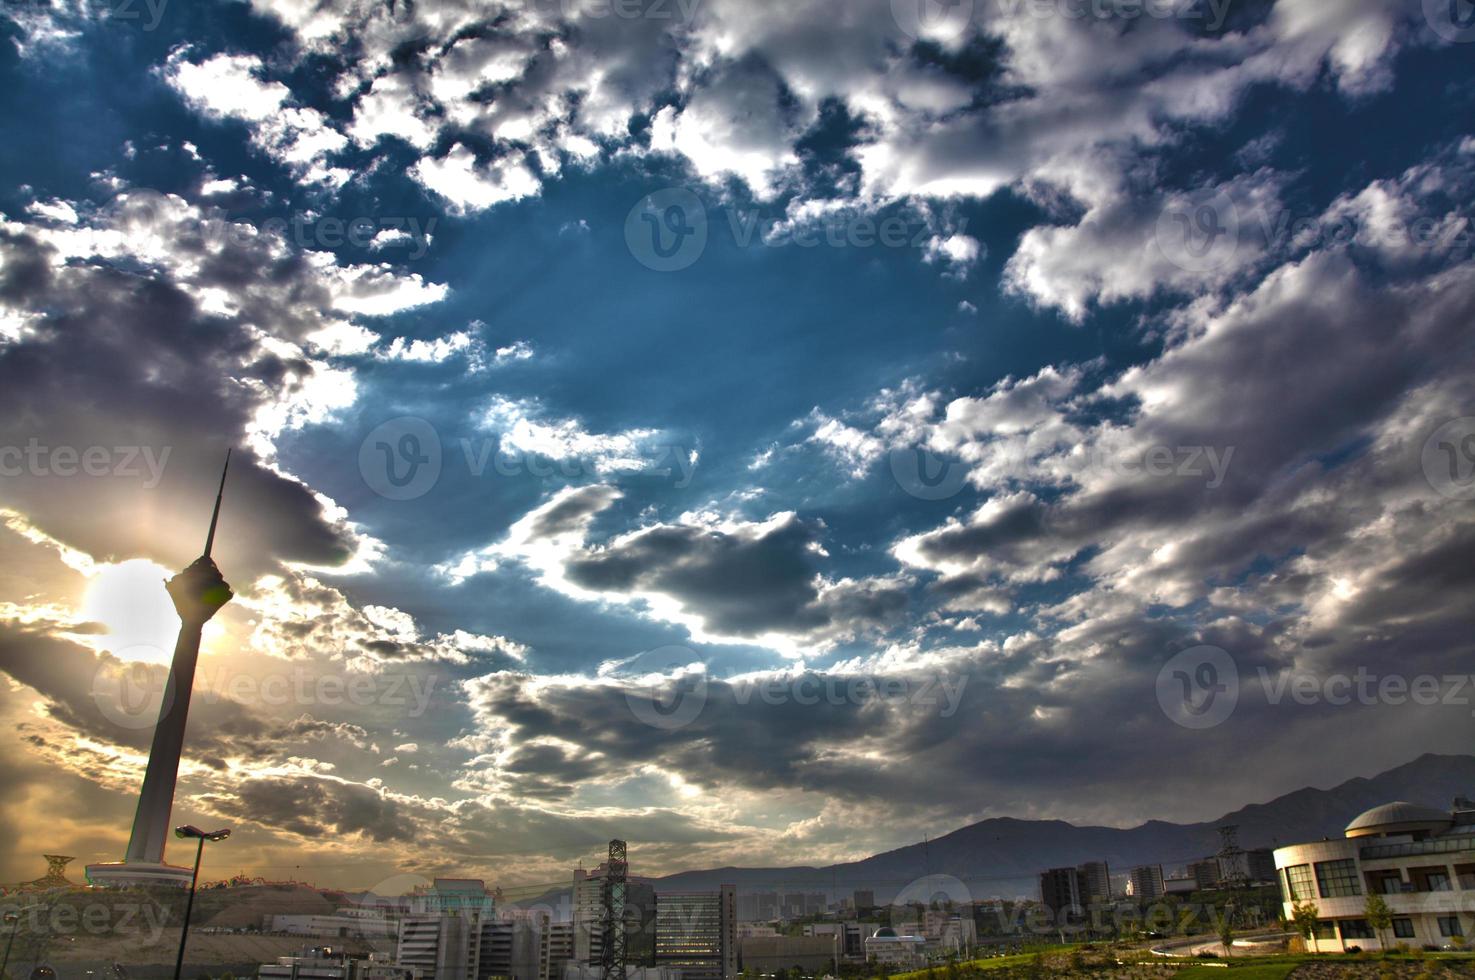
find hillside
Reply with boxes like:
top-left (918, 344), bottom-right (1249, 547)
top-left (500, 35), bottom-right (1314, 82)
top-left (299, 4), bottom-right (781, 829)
top-left (639, 753), bottom-right (1475, 902)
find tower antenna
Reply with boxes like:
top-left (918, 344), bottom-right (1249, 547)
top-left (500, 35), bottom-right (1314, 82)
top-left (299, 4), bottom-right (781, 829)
top-left (203, 449), bottom-right (232, 559)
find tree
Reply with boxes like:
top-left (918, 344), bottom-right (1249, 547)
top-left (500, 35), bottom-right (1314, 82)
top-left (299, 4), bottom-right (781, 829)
top-left (1217, 914), bottom-right (1236, 959)
top-left (1291, 902), bottom-right (1321, 954)
top-left (1364, 893), bottom-right (1393, 953)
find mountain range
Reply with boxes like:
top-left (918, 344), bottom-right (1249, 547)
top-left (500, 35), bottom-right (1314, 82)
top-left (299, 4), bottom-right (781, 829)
top-left (596, 752), bottom-right (1475, 904)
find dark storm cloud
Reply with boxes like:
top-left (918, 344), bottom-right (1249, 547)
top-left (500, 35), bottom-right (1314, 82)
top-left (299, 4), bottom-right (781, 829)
top-left (558, 511), bottom-right (909, 643)
top-left (0, 619), bottom-right (375, 766)
top-left (202, 773), bottom-right (418, 843)
top-left (528, 484), bottom-right (622, 540)
top-left (0, 218), bottom-right (356, 579)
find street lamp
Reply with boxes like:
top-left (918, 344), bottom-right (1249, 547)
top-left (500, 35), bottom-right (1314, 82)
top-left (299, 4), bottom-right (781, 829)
top-left (171, 825), bottom-right (230, 980)
top-left (1, 905), bottom-right (44, 980)
top-left (2, 911), bottom-right (20, 980)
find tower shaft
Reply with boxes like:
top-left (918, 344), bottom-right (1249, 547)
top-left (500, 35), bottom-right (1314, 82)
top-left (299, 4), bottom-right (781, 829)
top-left (123, 620), bottom-right (207, 865)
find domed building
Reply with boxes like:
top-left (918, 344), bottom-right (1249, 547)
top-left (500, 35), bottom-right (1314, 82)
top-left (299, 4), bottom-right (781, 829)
top-left (1273, 798), bottom-right (1475, 951)
top-left (863, 925), bottom-right (928, 969)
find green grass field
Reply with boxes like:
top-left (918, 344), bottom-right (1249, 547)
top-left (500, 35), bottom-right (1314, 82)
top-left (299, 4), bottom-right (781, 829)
top-left (889, 951), bottom-right (1066, 980)
top-left (888, 948), bottom-right (1475, 980)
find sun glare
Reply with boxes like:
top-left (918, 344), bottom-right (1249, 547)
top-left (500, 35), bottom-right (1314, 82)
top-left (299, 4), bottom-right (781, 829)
top-left (83, 559), bottom-right (181, 664)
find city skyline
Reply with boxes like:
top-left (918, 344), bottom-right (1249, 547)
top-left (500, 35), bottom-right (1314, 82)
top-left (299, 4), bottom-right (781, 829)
top-left (0, 0), bottom-right (1474, 897)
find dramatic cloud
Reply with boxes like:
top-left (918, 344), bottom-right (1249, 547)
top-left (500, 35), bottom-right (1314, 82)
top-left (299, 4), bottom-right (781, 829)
top-left (0, 0), bottom-right (1471, 887)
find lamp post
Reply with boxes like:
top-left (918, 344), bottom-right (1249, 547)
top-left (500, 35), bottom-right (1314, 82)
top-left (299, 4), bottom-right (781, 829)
top-left (1, 904), bottom-right (44, 980)
top-left (171, 825), bottom-right (230, 980)
top-left (2, 911), bottom-right (20, 980)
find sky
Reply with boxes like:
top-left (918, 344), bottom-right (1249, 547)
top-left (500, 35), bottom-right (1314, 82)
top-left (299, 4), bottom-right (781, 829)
top-left (0, 0), bottom-right (1473, 894)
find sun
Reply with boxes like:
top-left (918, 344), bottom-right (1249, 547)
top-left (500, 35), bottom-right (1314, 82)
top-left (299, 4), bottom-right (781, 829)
top-left (82, 559), bottom-right (181, 664)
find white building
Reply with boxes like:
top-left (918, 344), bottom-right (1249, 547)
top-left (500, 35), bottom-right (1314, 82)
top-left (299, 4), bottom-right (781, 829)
top-left (541, 919), bottom-right (576, 980)
top-left (398, 909), bottom-right (488, 980)
top-left (864, 927), bottom-right (927, 969)
top-left (267, 908), bottom-right (396, 939)
top-left (1274, 799), bottom-right (1475, 952)
top-left (258, 947), bottom-right (419, 980)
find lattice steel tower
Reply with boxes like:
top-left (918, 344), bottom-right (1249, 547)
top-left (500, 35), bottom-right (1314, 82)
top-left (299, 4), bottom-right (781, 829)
top-left (1217, 824), bottom-right (1248, 888)
top-left (602, 839), bottom-right (629, 980)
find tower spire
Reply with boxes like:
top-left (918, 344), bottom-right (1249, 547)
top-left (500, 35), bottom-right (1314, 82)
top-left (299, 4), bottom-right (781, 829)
top-left (203, 448), bottom-right (231, 559)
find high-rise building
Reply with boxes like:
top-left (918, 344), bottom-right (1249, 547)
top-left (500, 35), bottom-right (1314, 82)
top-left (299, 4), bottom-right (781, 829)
top-left (1246, 847), bottom-right (1277, 884)
top-left (483, 910), bottom-right (549, 980)
top-left (655, 885), bottom-right (737, 980)
top-left (574, 866), bottom-right (607, 966)
top-left (853, 890), bottom-right (876, 912)
top-left (739, 935), bottom-right (838, 974)
top-left (1076, 861), bottom-right (1111, 904)
top-left (396, 879), bottom-right (496, 980)
top-left (1187, 859), bottom-right (1221, 890)
top-left (1128, 865), bottom-right (1165, 902)
top-left (398, 909), bottom-right (487, 980)
top-left (541, 921), bottom-right (576, 980)
top-left (1038, 867), bottom-right (1081, 916)
top-left (572, 865), bottom-right (656, 966)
